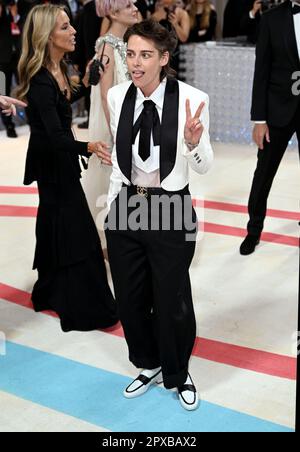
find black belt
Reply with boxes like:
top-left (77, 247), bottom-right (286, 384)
top-left (122, 183), bottom-right (189, 198)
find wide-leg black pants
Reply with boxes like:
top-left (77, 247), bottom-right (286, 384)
top-left (105, 185), bottom-right (197, 389)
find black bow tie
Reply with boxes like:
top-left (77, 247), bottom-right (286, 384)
top-left (132, 100), bottom-right (161, 162)
top-left (292, 3), bottom-right (300, 14)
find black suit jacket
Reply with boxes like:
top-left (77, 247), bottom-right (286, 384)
top-left (251, 1), bottom-right (300, 127)
top-left (24, 68), bottom-right (89, 186)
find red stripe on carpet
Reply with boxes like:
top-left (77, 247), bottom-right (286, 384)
top-left (0, 283), bottom-right (56, 318)
top-left (198, 199), bottom-right (300, 221)
top-left (0, 186), bottom-right (299, 221)
top-left (0, 205), bottom-right (37, 217)
top-left (203, 222), bottom-right (299, 247)
top-left (192, 337), bottom-right (296, 380)
top-left (0, 186), bottom-right (38, 194)
top-left (0, 282), bottom-right (296, 380)
top-left (0, 205), bottom-right (298, 247)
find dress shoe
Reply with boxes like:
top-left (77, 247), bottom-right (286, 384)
top-left (123, 367), bottom-right (162, 399)
top-left (177, 373), bottom-right (199, 411)
top-left (6, 125), bottom-right (17, 138)
top-left (78, 120), bottom-right (89, 129)
top-left (240, 234), bottom-right (260, 255)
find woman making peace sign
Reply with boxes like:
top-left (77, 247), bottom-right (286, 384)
top-left (105, 20), bottom-right (213, 411)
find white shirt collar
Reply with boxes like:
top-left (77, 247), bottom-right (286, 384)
top-left (136, 78), bottom-right (167, 111)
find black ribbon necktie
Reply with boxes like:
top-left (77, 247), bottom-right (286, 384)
top-left (292, 4), bottom-right (300, 14)
top-left (132, 100), bottom-right (161, 162)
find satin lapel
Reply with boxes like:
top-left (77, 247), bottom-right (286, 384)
top-left (283, 1), bottom-right (300, 69)
top-left (160, 78), bottom-right (179, 182)
top-left (116, 83), bottom-right (137, 182)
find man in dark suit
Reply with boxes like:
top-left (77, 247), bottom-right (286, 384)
top-left (0, 0), bottom-right (22, 137)
top-left (240, 0), bottom-right (300, 255)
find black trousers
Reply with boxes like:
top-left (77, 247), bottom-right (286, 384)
top-left (105, 185), bottom-right (197, 389)
top-left (247, 105), bottom-right (300, 236)
top-left (0, 53), bottom-right (19, 128)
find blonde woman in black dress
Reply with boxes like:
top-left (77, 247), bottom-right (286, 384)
top-left (16, 4), bottom-right (118, 332)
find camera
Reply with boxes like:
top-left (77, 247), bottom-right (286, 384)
top-left (88, 58), bottom-right (105, 86)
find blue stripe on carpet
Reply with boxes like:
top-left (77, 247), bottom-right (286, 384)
top-left (0, 342), bottom-right (294, 432)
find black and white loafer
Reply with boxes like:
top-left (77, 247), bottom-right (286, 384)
top-left (123, 368), bottom-right (162, 399)
top-left (177, 374), bottom-right (199, 411)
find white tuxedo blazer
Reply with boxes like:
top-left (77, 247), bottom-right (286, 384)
top-left (107, 79), bottom-right (213, 209)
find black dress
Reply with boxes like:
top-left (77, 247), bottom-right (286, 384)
top-left (188, 10), bottom-right (217, 43)
top-left (24, 67), bottom-right (118, 332)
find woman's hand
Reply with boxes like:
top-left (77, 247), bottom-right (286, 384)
top-left (82, 60), bottom-right (93, 87)
top-left (251, 0), bottom-right (262, 16)
top-left (168, 11), bottom-right (179, 27)
top-left (184, 99), bottom-right (205, 147)
top-left (0, 95), bottom-right (27, 116)
top-left (82, 57), bottom-right (109, 87)
top-left (87, 141), bottom-right (112, 165)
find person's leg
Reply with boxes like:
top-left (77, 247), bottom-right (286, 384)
top-left (143, 192), bottom-right (197, 390)
top-left (106, 227), bottom-right (160, 370)
top-left (0, 59), bottom-right (18, 137)
top-left (148, 229), bottom-right (196, 390)
top-left (248, 126), bottom-right (295, 235)
top-left (146, 193), bottom-right (199, 410)
top-left (241, 122), bottom-right (296, 254)
top-left (0, 64), bottom-right (15, 131)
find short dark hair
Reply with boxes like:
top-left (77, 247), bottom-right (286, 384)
top-left (124, 19), bottom-right (178, 80)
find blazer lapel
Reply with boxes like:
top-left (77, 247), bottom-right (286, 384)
top-left (160, 78), bottom-right (179, 182)
top-left (283, 1), bottom-right (300, 69)
top-left (116, 82), bottom-right (137, 182)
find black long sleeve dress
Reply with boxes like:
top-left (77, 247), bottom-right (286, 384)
top-left (24, 67), bottom-right (118, 332)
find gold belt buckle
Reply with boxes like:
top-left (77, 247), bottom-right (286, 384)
top-left (136, 186), bottom-right (148, 198)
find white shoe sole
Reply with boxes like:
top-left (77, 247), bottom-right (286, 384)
top-left (178, 392), bottom-right (199, 411)
top-left (123, 371), bottom-right (162, 399)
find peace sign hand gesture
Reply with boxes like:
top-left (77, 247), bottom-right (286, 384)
top-left (184, 99), bottom-right (205, 147)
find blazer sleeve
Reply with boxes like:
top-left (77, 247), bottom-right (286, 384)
top-left (106, 87), bottom-right (124, 210)
top-left (250, 13), bottom-right (271, 121)
top-left (182, 94), bottom-right (214, 175)
top-left (28, 78), bottom-right (89, 157)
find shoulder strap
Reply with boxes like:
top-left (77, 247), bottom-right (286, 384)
top-left (99, 42), bottom-right (106, 61)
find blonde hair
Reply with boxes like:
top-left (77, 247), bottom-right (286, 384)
top-left (189, 0), bottom-right (212, 31)
top-left (16, 4), bottom-right (76, 101)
